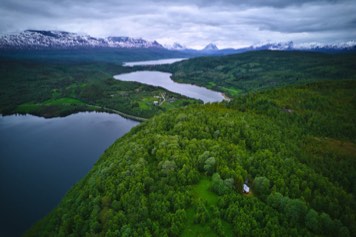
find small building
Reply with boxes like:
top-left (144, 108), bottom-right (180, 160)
top-left (153, 101), bottom-right (159, 106)
top-left (243, 184), bottom-right (250, 193)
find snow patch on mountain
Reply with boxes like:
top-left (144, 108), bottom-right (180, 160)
top-left (0, 30), bottom-right (164, 49)
top-left (164, 42), bottom-right (187, 50)
top-left (294, 41), bottom-right (356, 50)
top-left (252, 41), bottom-right (294, 50)
top-left (250, 40), bottom-right (356, 51)
top-left (202, 43), bottom-right (219, 51)
top-left (107, 37), bottom-right (163, 48)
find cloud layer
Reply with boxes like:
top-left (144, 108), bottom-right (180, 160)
top-left (0, 0), bottom-right (355, 48)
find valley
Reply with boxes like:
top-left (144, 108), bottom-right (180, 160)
top-left (0, 49), bottom-right (355, 237)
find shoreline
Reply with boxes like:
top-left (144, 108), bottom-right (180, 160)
top-left (222, 93), bottom-right (231, 102)
top-left (88, 105), bottom-right (148, 122)
top-left (3, 105), bottom-right (148, 122)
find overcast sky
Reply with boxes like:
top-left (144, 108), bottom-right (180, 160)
top-left (0, 0), bottom-right (355, 49)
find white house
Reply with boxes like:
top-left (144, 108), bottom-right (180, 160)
top-left (243, 184), bottom-right (250, 193)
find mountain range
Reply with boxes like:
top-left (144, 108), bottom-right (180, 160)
top-left (0, 30), bottom-right (164, 49)
top-left (0, 30), bottom-right (355, 53)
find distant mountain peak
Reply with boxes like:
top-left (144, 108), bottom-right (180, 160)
top-left (252, 41), bottom-right (294, 50)
top-left (203, 43), bottom-right (218, 51)
top-left (164, 42), bottom-right (187, 50)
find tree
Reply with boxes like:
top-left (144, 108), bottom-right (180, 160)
top-left (285, 199), bottom-right (307, 225)
top-left (319, 212), bottom-right (334, 235)
top-left (253, 176), bottom-right (271, 198)
top-left (267, 192), bottom-right (284, 210)
top-left (204, 157), bottom-right (216, 175)
top-left (160, 160), bottom-right (177, 175)
top-left (305, 209), bottom-right (320, 233)
top-left (211, 173), bottom-right (230, 195)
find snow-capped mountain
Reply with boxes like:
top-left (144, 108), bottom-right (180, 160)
top-left (202, 43), bottom-right (219, 51)
top-left (164, 42), bottom-right (187, 50)
top-left (251, 41), bottom-right (294, 51)
top-left (107, 36), bottom-right (162, 48)
top-left (294, 41), bottom-right (356, 51)
top-left (249, 41), bottom-right (356, 52)
top-left (0, 30), bottom-right (164, 49)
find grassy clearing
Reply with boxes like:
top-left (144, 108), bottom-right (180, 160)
top-left (16, 103), bottom-right (40, 113)
top-left (138, 97), bottom-right (153, 110)
top-left (221, 87), bottom-right (241, 97)
top-left (181, 177), bottom-right (233, 237)
top-left (192, 177), bottom-right (218, 206)
top-left (15, 98), bottom-right (94, 118)
top-left (43, 98), bottom-right (84, 106)
top-left (322, 138), bottom-right (356, 157)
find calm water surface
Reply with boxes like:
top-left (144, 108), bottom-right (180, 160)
top-left (123, 58), bottom-right (187, 66)
top-left (0, 112), bottom-right (138, 237)
top-left (114, 71), bottom-right (225, 103)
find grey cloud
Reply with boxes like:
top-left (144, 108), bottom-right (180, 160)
top-left (0, 0), bottom-right (354, 48)
top-left (0, 0), bottom-right (59, 17)
top-left (127, 0), bottom-right (352, 8)
top-left (214, 0), bottom-right (346, 8)
top-left (243, 2), bottom-right (356, 34)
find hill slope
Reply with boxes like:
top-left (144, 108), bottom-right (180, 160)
top-left (154, 51), bottom-right (356, 96)
top-left (26, 80), bottom-right (356, 237)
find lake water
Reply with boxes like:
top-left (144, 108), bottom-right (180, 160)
top-left (123, 58), bottom-right (187, 66)
top-left (0, 112), bottom-right (138, 237)
top-left (114, 71), bottom-right (225, 103)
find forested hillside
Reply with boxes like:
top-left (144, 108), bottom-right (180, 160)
top-left (154, 51), bottom-right (356, 96)
top-left (26, 79), bottom-right (356, 237)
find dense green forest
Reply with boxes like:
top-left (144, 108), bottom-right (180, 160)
top-left (153, 51), bottom-right (356, 96)
top-left (0, 59), bottom-right (198, 119)
top-left (26, 79), bottom-right (356, 237)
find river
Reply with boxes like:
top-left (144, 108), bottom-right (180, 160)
top-left (123, 58), bottom-right (187, 66)
top-left (116, 58), bottom-right (225, 103)
top-left (0, 112), bottom-right (138, 236)
top-left (114, 71), bottom-right (224, 103)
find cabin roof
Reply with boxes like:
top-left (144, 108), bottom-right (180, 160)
top-left (243, 184), bottom-right (250, 193)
